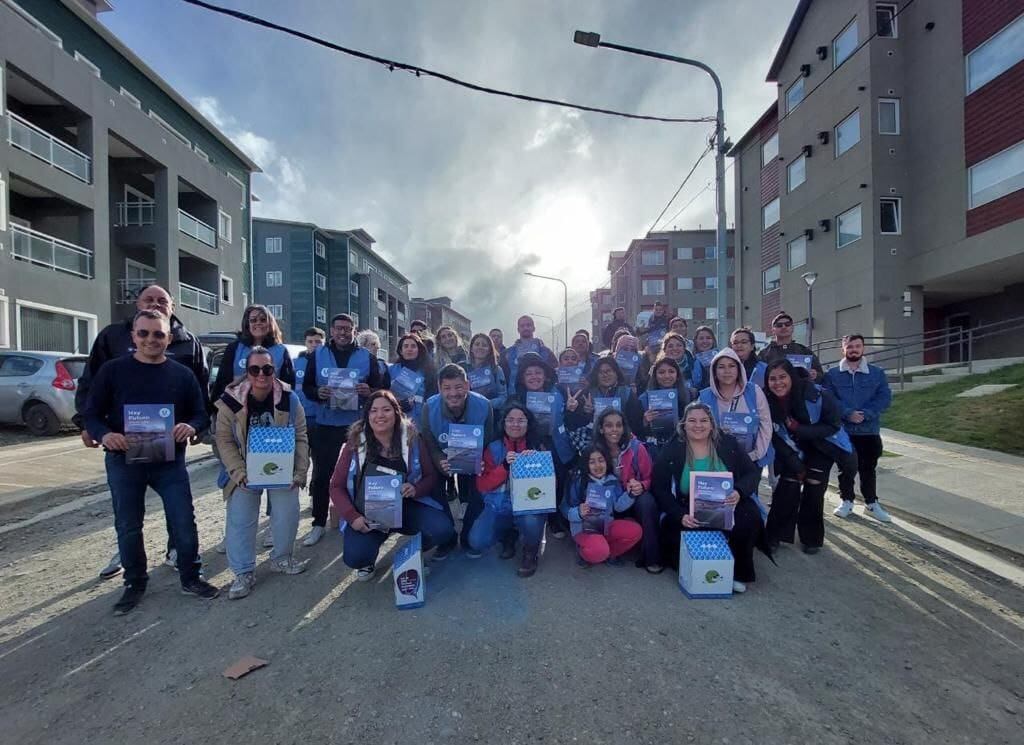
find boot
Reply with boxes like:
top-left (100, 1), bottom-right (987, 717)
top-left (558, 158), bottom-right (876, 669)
top-left (499, 532), bottom-right (517, 560)
top-left (517, 547), bottom-right (538, 577)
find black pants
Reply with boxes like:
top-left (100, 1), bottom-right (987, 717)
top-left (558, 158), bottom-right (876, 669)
top-left (309, 423), bottom-right (348, 527)
top-left (659, 499), bottom-right (763, 582)
top-left (439, 473), bottom-right (482, 549)
top-left (837, 434), bottom-right (881, 504)
top-left (767, 449), bottom-right (833, 549)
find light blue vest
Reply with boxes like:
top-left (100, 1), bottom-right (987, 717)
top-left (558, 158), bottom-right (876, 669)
top-left (233, 342), bottom-right (287, 376)
top-left (315, 344), bottom-right (373, 427)
top-left (698, 384), bottom-right (775, 469)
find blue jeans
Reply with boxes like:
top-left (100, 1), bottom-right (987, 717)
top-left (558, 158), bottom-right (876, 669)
top-left (225, 486), bottom-right (300, 575)
top-left (106, 451), bottom-right (200, 587)
top-left (342, 501), bottom-right (455, 569)
top-left (467, 505), bottom-right (546, 552)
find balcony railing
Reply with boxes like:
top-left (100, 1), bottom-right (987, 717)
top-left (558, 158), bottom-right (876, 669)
top-left (115, 201), bottom-right (155, 227)
top-left (7, 111), bottom-right (91, 183)
top-left (177, 209), bottom-right (216, 247)
top-left (179, 282), bottom-right (219, 314)
top-left (10, 224), bottom-right (93, 278)
top-left (116, 277), bottom-right (156, 304)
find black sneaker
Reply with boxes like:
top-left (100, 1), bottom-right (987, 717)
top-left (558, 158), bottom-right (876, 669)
top-left (113, 585), bottom-right (145, 615)
top-left (180, 578), bottom-right (220, 599)
top-left (499, 537), bottom-right (517, 560)
top-left (432, 541), bottom-right (454, 561)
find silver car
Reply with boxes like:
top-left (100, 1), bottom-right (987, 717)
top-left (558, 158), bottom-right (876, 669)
top-left (0, 351), bottom-right (87, 436)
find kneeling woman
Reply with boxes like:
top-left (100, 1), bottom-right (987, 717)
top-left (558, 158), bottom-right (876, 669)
top-left (564, 447), bottom-right (642, 566)
top-left (470, 404), bottom-right (548, 577)
top-left (329, 391), bottom-right (455, 580)
top-left (652, 402), bottom-right (764, 592)
top-left (214, 346), bottom-right (311, 600)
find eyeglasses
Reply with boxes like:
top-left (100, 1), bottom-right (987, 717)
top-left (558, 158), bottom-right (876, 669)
top-left (505, 418), bottom-right (528, 425)
top-left (773, 320), bottom-right (793, 328)
top-left (333, 325), bottom-right (354, 333)
top-left (247, 364), bottom-right (276, 377)
top-left (135, 329), bottom-right (167, 339)
top-left (249, 315), bottom-right (269, 324)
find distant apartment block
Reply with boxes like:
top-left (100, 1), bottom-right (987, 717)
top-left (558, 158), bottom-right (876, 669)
top-left (0, 0), bottom-right (259, 353)
top-left (410, 296), bottom-right (472, 343)
top-left (590, 286), bottom-right (612, 343)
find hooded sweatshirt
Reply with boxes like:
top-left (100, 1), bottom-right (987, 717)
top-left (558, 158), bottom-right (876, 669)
top-left (698, 348), bottom-right (772, 463)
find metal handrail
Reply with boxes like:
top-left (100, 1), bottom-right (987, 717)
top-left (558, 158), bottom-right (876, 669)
top-left (7, 111), bottom-right (91, 183)
top-left (177, 209), bottom-right (216, 248)
top-left (115, 201), bottom-right (155, 226)
top-left (10, 224), bottom-right (93, 278)
top-left (179, 282), bottom-right (219, 314)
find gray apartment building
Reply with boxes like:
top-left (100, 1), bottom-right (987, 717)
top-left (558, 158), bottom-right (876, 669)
top-left (252, 218), bottom-right (411, 352)
top-left (409, 296), bottom-right (472, 343)
top-left (730, 0), bottom-right (1024, 362)
top-left (0, 0), bottom-right (258, 353)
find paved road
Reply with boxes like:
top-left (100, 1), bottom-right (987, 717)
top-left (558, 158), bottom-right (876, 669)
top-left (0, 465), bottom-right (1022, 745)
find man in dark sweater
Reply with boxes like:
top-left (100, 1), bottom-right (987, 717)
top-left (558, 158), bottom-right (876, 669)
top-left (758, 311), bottom-right (824, 381)
top-left (85, 310), bottom-right (218, 614)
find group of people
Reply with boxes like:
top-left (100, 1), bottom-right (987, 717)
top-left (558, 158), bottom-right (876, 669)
top-left (75, 286), bottom-right (893, 615)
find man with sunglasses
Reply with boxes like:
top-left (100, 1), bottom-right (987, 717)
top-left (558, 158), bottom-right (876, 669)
top-left (74, 284), bottom-right (208, 580)
top-left (758, 312), bottom-right (824, 381)
top-left (84, 310), bottom-right (217, 614)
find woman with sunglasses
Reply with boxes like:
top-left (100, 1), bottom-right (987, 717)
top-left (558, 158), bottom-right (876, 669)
top-left (214, 347), bottom-right (311, 599)
top-left (211, 305), bottom-right (295, 406)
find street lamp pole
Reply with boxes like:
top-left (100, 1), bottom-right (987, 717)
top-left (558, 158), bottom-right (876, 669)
top-left (524, 272), bottom-right (568, 348)
top-left (573, 31), bottom-right (729, 339)
top-left (801, 271), bottom-right (818, 348)
top-left (531, 312), bottom-right (557, 350)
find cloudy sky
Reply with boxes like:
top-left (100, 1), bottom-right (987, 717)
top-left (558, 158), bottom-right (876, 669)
top-left (105, 0), bottom-right (796, 340)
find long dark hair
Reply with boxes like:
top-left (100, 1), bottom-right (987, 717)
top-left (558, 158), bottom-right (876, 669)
top-left (514, 352), bottom-right (555, 395)
top-left (495, 403), bottom-right (544, 450)
top-left (467, 332), bottom-right (498, 368)
top-left (239, 304), bottom-right (283, 346)
top-left (677, 401), bottom-right (725, 472)
top-left (576, 445), bottom-right (610, 495)
top-left (693, 325), bottom-right (718, 352)
top-left (595, 407), bottom-right (631, 451)
top-left (763, 359), bottom-right (805, 422)
top-left (394, 332), bottom-right (434, 373)
top-left (588, 357), bottom-right (626, 390)
top-left (347, 390), bottom-right (411, 462)
top-left (646, 354), bottom-right (694, 407)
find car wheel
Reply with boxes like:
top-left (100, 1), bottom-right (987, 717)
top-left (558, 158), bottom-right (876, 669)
top-left (24, 403), bottom-right (60, 437)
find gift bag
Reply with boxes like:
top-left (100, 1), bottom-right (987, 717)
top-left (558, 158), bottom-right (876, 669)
top-left (510, 450), bottom-right (557, 515)
top-left (679, 530), bottom-right (734, 599)
top-left (246, 425), bottom-right (295, 488)
top-left (393, 533), bottom-right (425, 609)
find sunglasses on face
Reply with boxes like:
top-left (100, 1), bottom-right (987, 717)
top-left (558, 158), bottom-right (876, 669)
top-left (135, 329), bottom-right (167, 339)
top-left (247, 364), bottom-right (276, 377)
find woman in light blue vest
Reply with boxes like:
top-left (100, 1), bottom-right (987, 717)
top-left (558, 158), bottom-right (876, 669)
top-left (461, 332), bottom-right (507, 412)
top-left (689, 325), bottom-right (720, 392)
top-left (389, 333), bottom-right (437, 423)
top-left (730, 327), bottom-right (768, 389)
top-left (210, 304), bottom-right (295, 406)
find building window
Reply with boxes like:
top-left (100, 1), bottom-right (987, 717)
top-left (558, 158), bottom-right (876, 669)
top-left (706, 276), bottom-right (719, 290)
top-left (833, 19), bottom-right (859, 69)
top-left (267, 304), bottom-right (283, 319)
top-left (377, 316), bottom-right (388, 331)
top-left (877, 3), bottom-right (898, 38)
top-left (966, 13), bottom-right (1024, 94)
top-left (15, 301), bottom-right (96, 354)
top-left (265, 236), bottom-right (282, 253)
top-left (675, 247), bottom-right (693, 260)
top-left (349, 279), bottom-right (359, 297)
top-left (787, 154), bottom-right (806, 191)
top-left (241, 237), bottom-right (247, 264)
top-left (878, 98), bottom-right (900, 135)
top-left (761, 132), bottom-right (779, 166)
top-left (676, 277), bottom-right (693, 290)
top-left (788, 235), bottom-right (807, 270)
top-left (315, 272), bottom-right (327, 290)
top-left (786, 77), bottom-right (805, 113)
top-left (351, 312), bottom-right (360, 327)
top-left (641, 249), bottom-right (665, 266)
top-left (119, 87), bottom-right (142, 109)
top-left (762, 197), bottom-right (781, 229)
top-left (705, 246), bottom-right (717, 260)
top-left (315, 239), bottom-right (326, 258)
top-left (837, 204), bottom-right (863, 248)
top-left (219, 275), bottom-right (233, 305)
top-left (316, 306), bottom-right (326, 324)
top-left (880, 197), bottom-right (902, 234)
top-left (641, 279), bottom-right (665, 296)
top-left (349, 251), bottom-right (359, 266)
top-left (705, 308), bottom-right (719, 320)
top-left (762, 264), bottom-right (781, 294)
top-left (74, 51), bottom-right (101, 77)
top-left (218, 210), bottom-right (232, 243)
top-left (969, 139), bottom-right (1024, 208)
top-left (148, 110), bottom-right (191, 148)
top-left (835, 110), bottom-right (861, 157)
top-left (677, 307), bottom-right (694, 320)
top-left (266, 271), bottom-right (283, 287)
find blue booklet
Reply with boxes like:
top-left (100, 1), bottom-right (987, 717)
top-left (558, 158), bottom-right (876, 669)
top-left (583, 482), bottom-right (616, 535)
top-left (592, 396), bottom-right (621, 428)
top-left (646, 389), bottom-right (678, 435)
top-left (123, 404), bottom-right (174, 464)
top-left (721, 411), bottom-right (758, 453)
top-left (327, 368), bottom-right (360, 410)
top-left (689, 471), bottom-right (735, 531)
top-left (445, 423), bottom-right (484, 475)
top-left (363, 472), bottom-right (403, 530)
top-left (696, 349), bottom-right (719, 368)
top-left (557, 365), bottom-right (584, 397)
top-left (526, 391), bottom-right (555, 436)
top-left (467, 366), bottom-right (494, 392)
top-left (787, 354), bottom-right (814, 370)
top-left (390, 367), bottom-right (424, 403)
top-left (615, 351), bottom-right (641, 382)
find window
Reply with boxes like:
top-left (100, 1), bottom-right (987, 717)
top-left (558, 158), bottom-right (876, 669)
top-left (267, 304), bottom-right (284, 320)
top-left (74, 51), bottom-right (100, 77)
top-left (969, 139), bottom-right (1024, 208)
top-left (218, 210), bottom-right (231, 243)
top-left (786, 77), bottom-right (805, 113)
top-left (837, 204), bottom-right (863, 248)
top-left (351, 312), bottom-right (360, 327)
top-left (966, 13), bottom-right (1024, 93)
top-left (641, 279), bottom-right (666, 296)
top-left (316, 306), bottom-right (326, 324)
top-left (677, 307), bottom-right (694, 320)
top-left (315, 239), bottom-right (326, 258)
top-left (833, 19), bottom-right (859, 69)
top-left (148, 111), bottom-right (190, 147)
top-left (377, 316), bottom-right (388, 331)
top-left (788, 236), bottom-right (807, 270)
top-left (642, 249), bottom-right (665, 266)
top-left (787, 154), bottom-right (806, 191)
top-left (676, 277), bottom-right (693, 290)
top-left (315, 272), bottom-right (327, 291)
top-left (15, 301), bottom-right (95, 354)
top-left (762, 264), bottom-right (781, 294)
top-left (675, 247), bottom-right (693, 260)
top-left (265, 236), bottom-right (282, 253)
top-left (705, 246), bottom-right (717, 260)
top-left (349, 279), bottom-right (360, 297)
top-left (761, 132), bottom-right (779, 166)
top-left (835, 110), bottom-right (861, 157)
top-left (879, 98), bottom-right (900, 135)
top-left (0, 355), bottom-right (44, 377)
top-left (877, 3), bottom-right (898, 38)
top-left (705, 308), bottom-right (719, 320)
top-left (193, 145), bottom-right (209, 162)
top-left (241, 236), bottom-right (247, 264)
top-left (762, 197), bottom-right (781, 229)
top-left (266, 271), bottom-right (283, 287)
top-left (706, 276), bottom-right (719, 290)
top-left (219, 275), bottom-right (233, 305)
top-left (880, 197), bottom-right (902, 234)
top-left (349, 251), bottom-right (359, 267)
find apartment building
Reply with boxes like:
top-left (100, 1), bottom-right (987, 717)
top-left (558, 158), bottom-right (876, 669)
top-left (589, 286), bottom-right (612, 343)
top-left (252, 218), bottom-right (411, 351)
top-left (0, 0), bottom-right (258, 353)
top-left (409, 296), bottom-right (472, 343)
top-left (730, 0), bottom-right (1024, 361)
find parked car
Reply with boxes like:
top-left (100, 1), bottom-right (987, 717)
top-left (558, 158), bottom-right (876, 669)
top-left (0, 351), bottom-right (87, 436)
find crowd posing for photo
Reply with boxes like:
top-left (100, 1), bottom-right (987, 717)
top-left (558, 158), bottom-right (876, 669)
top-left (76, 290), bottom-right (893, 614)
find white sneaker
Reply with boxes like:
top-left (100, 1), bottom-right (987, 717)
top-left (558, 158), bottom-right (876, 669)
top-left (228, 572), bottom-right (255, 600)
top-left (302, 526), bottom-right (326, 546)
top-left (865, 502), bottom-right (893, 523)
top-left (270, 557), bottom-right (310, 575)
top-left (99, 552), bottom-right (122, 580)
top-left (164, 548), bottom-right (178, 568)
top-left (833, 500), bottom-right (854, 518)
top-left (262, 532), bottom-right (275, 548)
top-left (732, 581), bottom-right (747, 593)
top-left (356, 565), bottom-right (376, 582)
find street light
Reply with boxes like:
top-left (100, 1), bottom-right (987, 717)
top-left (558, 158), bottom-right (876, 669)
top-left (801, 271), bottom-right (818, 347)
top-left (524, 271), bottom-right (568, 348)
top-left (531, 312), bottom-right (557, 350)
top-left (573, 30), bottom-right (729, 339)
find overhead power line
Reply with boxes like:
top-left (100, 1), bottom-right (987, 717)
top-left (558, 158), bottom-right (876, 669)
top-left (646, 141), bottom-right (713, 235)
top-left (178, 0), bottom-right (717, 125)
top-left (655, 159), bottom-right (734, 231)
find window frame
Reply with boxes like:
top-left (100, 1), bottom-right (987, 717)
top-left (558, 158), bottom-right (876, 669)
top-left (315, 239), bottom-right (327, 258)
top-left (265, 236), bottom-right (282, 254)
top-left (785, 77), bottom-right (805, 113)
top-left (705, 307), bottom-right (720, 320)
top-left (218, 210), bottom-right (232, 244)
top-left (267, 304), bottom-right (284, 320)
top-left (833, 18), bottom-right (859, 70)
top-left (835, 110), bottom-right (861, 157)
top-left (836, 204), bottom-right (863, 249)
top-left (265, 271), bottom-right (283, 287)
top-left (641, 249), bottom-right (665, 266)
top-left (878, 98), bottom-right (900, 135)
top-left (315, 272), bottom-right (327, 291)
top-left (641, 278), bottom-right (666, 296)
top-left (787, 154), bottom-right (807, 192)
top-left (787, 235), bottom-right (807, 270)
top-left (349, 279), bottom-right (360, 297)
top-left (880, 197), bottom-right (902, 235)
top-left (762, 197), bottom-right (781, 230)
top-left (677, 307), bottom-right (694, 320)
top-left (968, 138), bottom-right (1024, 208)
top-left (675, 277), bottom-right (693, 290)
top-left (966, 12), bottom-right (1024, 94)
top-left (316, 306), bottom-right (327, 324)
top-left (762, 264), bottom-right (781, 295)
top-left (876, 3), bottom-right (899, 38)
top-left (761, 132), bottom-right (779, 167)
top-left (675, 246), bottom-right (693, 261)
top-left (219, 274), bottom-right (233, 305)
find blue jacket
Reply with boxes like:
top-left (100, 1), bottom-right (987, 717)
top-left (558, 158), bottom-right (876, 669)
top-left (822, 363), bottom-right (892, 436)
top-left (563, 474), bottom-right (633, 537)
top-left (504, 340), bottom-right (558, 394)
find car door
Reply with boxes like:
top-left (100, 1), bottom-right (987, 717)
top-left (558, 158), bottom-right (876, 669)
top-left (0, 354), bottom-right (45, 422)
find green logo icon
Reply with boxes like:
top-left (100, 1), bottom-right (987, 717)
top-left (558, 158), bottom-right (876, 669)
top-left (705, 570), bottom-right (722, 584)
top-left (263, 462), bottom-right (281, 476)
top-left (526, 487), bottom-right (543, 501)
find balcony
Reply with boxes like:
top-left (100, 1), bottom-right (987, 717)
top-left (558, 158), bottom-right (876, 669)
top-left (178, 209), bottom-right (216, 247)
top-left (7, 112), bottom-right (91, 184)
top-left (116, 278), bottom-right (156, 304)
top-left (115, 201), bottom-right (155, 227)
top-left (10, 224), bottom-right (93, 278)
top-left (179, 282), bottom-right (218, 314)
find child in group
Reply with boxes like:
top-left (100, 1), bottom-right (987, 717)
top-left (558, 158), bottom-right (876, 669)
top-left (564, 447), bottom-right (643, 566)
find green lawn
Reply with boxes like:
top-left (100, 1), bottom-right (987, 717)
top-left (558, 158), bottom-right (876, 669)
top-left (883, 363), bottom-right (1024, 455)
